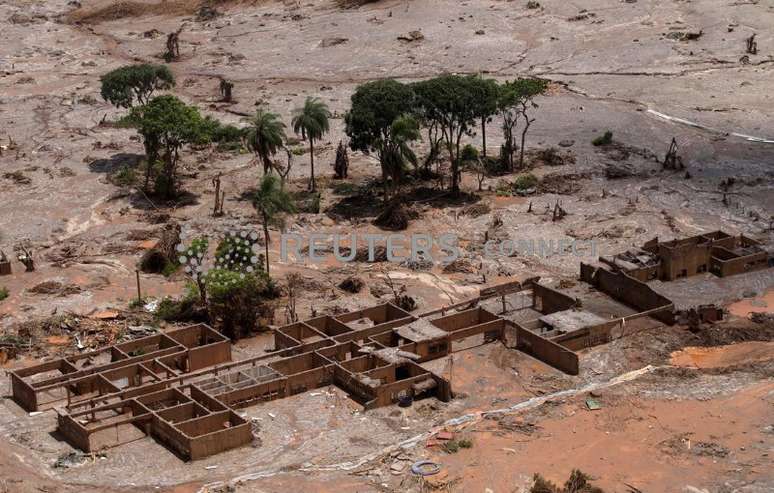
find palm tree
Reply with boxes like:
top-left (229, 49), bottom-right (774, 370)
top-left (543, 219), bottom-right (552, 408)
top-left (245, 109), bottom-right (287, 175)
top-left (291, 97), bottom-right (331, 192)
top-left (380, 114), bottom-right (420, 199)
top-left (252, 174), bottom-right (296, 275)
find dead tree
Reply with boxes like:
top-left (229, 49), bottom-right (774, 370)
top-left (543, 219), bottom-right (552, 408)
top-left (277, 147), bottom-right (293, 186)
top-left (219, 78), bottom-right (234, 102)
top-left (0, 250), bottom-right (11, 276)
top-left (165, 27), bottom-right (183, 61)
top-left (662, 138), bottom-right (684, 170)
top-left (212, 173), bottom-right (224, 216)
top-left (552, 200), bottom-right (566, 222)
top-left (284, 273), bottom-right (301, 323)
top-left (746, 34), bottom-right (758, 55)
top-left (333, 141), bottom-right (349, 179)
top-left (16, 244), bottom-right (34, 272)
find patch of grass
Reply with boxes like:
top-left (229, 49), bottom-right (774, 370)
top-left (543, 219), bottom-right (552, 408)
top-left (290, 146), bottom-right (306, 156)
top-left (0, 286), bottom-right (9, 302)
top-left (109, 165), bottom-right (137, 187)
top-left (592, 130), bottom-right (613, 146)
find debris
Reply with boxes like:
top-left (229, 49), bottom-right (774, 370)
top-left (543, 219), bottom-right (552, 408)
top-left (320, 37), bottom-right (349, 48)
top-left (411, 460), bottom-right (441, 476)
top-left (339, 276), bottom-right (365, 293)
top-left (745, 33), bottom-right (758, 55)
top-left (585, 397), bottom-right (602, 410)
top-left (398, 30), bottom-right (425, 42)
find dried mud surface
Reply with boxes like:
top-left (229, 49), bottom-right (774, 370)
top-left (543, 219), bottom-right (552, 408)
top-left (0, 0), bottom-right (773, 492)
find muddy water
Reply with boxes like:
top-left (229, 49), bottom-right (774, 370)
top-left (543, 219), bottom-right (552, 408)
top-left (727, 288), bottom-right (774, 317)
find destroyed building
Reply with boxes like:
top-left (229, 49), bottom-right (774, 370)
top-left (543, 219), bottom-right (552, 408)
top-left (599, 231), bottom-right (770, 281)
top-left (8, 231), bottom-right (772, 462)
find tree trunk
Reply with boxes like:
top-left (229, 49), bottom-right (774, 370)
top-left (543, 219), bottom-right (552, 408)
top-left (308, 139), bottom-right (316, 192)
top-left (262, 214), bottom-right (271, 275)
top-left (481, 116), bottom-right (487, 158)
top-left (164, 147), bottom-right (175, 199)
top-left (144, 142), bottom-right (156, 192)
top-left (519, 117), bottom-right (531, 170)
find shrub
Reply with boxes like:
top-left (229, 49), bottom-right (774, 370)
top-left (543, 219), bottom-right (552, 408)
top-left (155, 284), bottom-right (200, 321)
top-left (215, 234), bottom-right (260, 273)
top-left (204, 269), bottom-right (276, 339)
top-left (513, 173), bottom-right (539, 191)
top-left (592, 131), bottom-right (613, 146)
top-left (110, 166), bottom-right (137, 187)
top-left (0, 286), bottom-right (8, 302)
top-left (526, 0), bottom-right (541, 8)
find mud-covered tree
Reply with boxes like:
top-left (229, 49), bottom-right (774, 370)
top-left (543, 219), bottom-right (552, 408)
top-left (253, 174), bottom-right (296, 275)
top-left (413, 75), bottom-right (480, 194)
top-left (345, 79), bottom-right (417, 199)
top-left (245, 109), bottom-right (287, 175)
top-left (498, 78), bottom-right (548, 171)
top-left (100, 64), bottom-right (175, 109)
top-left (128, 95), bottom-right (208, 199)
top-left (292, 97), bottom-right (331, 192)
top-left (470, 77), bottom-right (499, 158)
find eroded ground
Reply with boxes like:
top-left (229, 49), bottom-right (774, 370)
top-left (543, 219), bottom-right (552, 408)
top-left (0, 0), bottom-right (773, 492)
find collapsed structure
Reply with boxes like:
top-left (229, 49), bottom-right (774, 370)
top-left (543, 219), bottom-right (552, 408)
top-left (599, 231), bottom-right (769, 281)
top-left (7, 231), bottom-right (771, 460)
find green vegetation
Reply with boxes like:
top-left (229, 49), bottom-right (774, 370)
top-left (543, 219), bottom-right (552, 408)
top-left (245, 109), bottom-right (287, 174)
top-left (498, 78), bottom-right (549, 171)
top-left (215, 234), bottom-right (257, 273)
top-left (592, 130), bottom-right (613, 146)
top-left (514, 173), bottom-right (539, 191)
top-left (128, 95), bottom-right (210, 199)
top-left (444, 438), bottom-right (473, 453)
top-left (100, 64), bottom-right (175, 109)
top-left (292, 97), bottom-right (331, 192)
top-left (155, 284), bottom-right (200, 321)
top-left (109, 165), bottom-right (137, 187)
top-left (0, 286), bottom-right (9, 302)
top-left (253, 174), bottom-right (296, 274)
top-left (204, 268), bottom-right (276, 339)
top-left (345, 79), bottom-right (420, 199)
top-left (412, 75), bottom-right (481, 194)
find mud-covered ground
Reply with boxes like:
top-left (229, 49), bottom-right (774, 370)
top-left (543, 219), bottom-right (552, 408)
top-left (0, 0), bottom-right (773, 492)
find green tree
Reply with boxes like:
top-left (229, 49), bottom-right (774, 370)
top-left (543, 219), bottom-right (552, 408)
top-left (253, 174), bottom-right (296, 275)
top-left (380, 114), bottom-right (420, 197)
top-left (245, 109), bottom-right (287, 175)
top-left (128, 95), bottom-right (208, 199)
top-left (345, 79), bottom-right (418, 199)
top-left (291, 97), bottom-right (331, 192)
top-left (413, 75), bottom-right (480, 194)
top-left (100, 64), bottom-right (175, 109)
top-left (471, 77), bottom-right (500, 158)
top-left (204, 269), bottom-right (274, 340)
